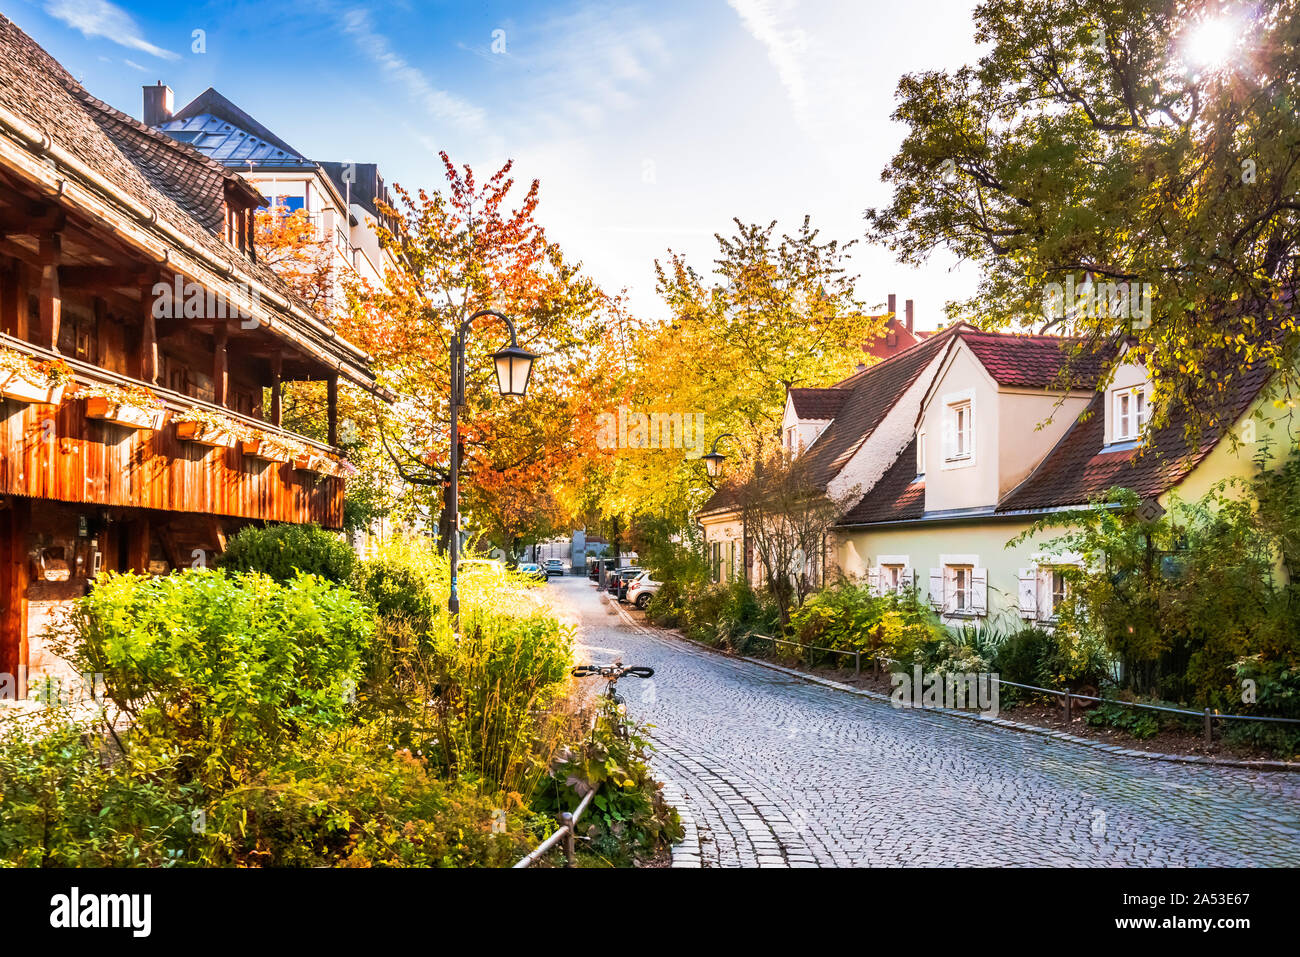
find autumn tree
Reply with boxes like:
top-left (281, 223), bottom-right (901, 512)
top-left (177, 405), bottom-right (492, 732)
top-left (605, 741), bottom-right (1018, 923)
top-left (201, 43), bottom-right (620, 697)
top-left (866, 0), bottom-right (1300, 434)
top-left (588, 217), bottom-right (885, 538)
top-left (344, 153), bottom-right (613, 551)
top-left (733, 447), bottom-right (853, 625)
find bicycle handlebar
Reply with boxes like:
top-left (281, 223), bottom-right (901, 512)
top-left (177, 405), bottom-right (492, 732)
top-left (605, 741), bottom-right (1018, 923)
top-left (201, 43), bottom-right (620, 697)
top-left (570, 664), bottom-right (654, 679)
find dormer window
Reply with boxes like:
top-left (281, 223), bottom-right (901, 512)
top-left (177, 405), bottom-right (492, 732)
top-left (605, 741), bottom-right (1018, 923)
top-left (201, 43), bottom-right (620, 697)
top-left (916, 430), bottom-right (926, 477)
top-left (1114, 386), bottom-right (1149, 442)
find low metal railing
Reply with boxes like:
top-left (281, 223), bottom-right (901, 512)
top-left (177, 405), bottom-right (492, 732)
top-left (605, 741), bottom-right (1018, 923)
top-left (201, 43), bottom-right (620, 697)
top-left (512, 787), bottom-right (597, 869)
top-left (749, 634), bottom-right (1300, 748)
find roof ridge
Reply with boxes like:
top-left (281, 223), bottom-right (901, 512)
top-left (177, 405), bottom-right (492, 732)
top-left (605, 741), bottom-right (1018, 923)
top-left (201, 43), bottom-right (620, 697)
top-left (64, 80), bottom-right (261, 195)
top-left (832, 321), bottom-right (963, 388)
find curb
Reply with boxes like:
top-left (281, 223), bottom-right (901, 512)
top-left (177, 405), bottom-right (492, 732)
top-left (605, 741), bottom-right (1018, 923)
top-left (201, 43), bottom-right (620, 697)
top-left (657, 774), bottom-right (702, 868)
top-left (603, 591), bottom-right (1300, 774)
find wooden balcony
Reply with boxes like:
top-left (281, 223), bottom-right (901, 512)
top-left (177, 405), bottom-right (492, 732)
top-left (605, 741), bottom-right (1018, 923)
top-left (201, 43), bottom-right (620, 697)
top-left (0, 333), bottom-right (345, 529)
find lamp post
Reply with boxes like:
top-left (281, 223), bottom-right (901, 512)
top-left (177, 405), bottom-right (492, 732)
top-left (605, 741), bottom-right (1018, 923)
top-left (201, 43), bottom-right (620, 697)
top-left (448, 308), bottom-right (537, 624)
top-left (701, 433), bottom-right (735, 487)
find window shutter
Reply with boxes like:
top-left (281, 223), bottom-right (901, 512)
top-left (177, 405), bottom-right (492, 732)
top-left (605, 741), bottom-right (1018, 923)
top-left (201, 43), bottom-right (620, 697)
top-left (899, 567), bottom-right (914, 594)
top-left (1018, 568), bottom-right (1038, 619)
top-left (971, 568), bottom-right (988, 615)
top-left (867, 566), bottom-right (881, 597)
top-left (928, 568), bottom-right (944, 609)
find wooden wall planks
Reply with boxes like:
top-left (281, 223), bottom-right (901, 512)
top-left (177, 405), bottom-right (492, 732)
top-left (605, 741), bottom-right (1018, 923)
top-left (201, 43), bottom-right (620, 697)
top-left (0, 397), bottom-right (343, 528)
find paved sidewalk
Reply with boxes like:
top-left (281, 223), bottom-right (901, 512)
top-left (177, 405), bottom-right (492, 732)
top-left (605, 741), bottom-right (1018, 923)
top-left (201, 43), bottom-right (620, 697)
top-left (550, 576), bottom-right (1300, 867)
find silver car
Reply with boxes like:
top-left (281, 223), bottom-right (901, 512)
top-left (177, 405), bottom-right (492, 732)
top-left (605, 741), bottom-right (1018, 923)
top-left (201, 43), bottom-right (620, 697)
top-left (626, 570), bottom-right (661, 609)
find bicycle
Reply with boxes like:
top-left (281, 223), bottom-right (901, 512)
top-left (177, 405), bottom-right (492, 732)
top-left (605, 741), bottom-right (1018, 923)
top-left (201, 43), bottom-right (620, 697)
top-left (570, 660), bottom-right (654, 734)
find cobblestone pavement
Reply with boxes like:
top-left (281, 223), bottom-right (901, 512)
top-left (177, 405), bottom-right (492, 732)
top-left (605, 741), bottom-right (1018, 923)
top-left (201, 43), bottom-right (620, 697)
top-left (547, 577), bottom-right (1300, 868)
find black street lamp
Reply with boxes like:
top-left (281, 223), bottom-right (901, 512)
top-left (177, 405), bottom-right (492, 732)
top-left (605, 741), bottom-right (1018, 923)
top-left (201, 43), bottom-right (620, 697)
top-left (449, 309), bottom-right (537, 622)
top-left (702, 433), bottom-right (735, 484)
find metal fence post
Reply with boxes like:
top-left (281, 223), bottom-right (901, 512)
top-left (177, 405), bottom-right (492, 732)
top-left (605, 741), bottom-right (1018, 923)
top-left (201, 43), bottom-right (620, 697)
top-left (1203, 709), bottom-right (1213, 749)
top-left (560, 812), bottom-right (575, 868)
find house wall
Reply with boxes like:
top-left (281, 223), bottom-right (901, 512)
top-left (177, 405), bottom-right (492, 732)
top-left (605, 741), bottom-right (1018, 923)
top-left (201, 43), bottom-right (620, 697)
top-left (700, 511), bottom-right (749, 584)
top-left (997, 389), bottom-right (1091, 496)
top-left (837, 518), bottom-right (1047, 630)
top-left (921, 344), bottom-right (1000, 511)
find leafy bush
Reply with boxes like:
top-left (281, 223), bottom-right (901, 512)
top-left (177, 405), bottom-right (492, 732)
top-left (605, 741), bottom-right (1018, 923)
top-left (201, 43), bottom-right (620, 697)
top-left (539, 702), bottom-right (683, 865)
top-left (219, 522), bottom-right (356, 584)
top-left (353, 556), bottom-right (438, 633)
top-left (1012, 445), bottom-right (1300, 711)
top-left (51, 569), bottom-right (371, 786)
top-left (1085, 700), bottom-right (1162, 739)
top-left (790, 580), bottom-right (945, 665)
top-left (0, 716), bottom-right (199, 867)
top-left (202, 736), bottom-right (533, 867)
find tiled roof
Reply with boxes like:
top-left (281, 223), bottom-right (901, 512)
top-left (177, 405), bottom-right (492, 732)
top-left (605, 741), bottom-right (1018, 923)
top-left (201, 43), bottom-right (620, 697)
top-left (68, 85), bottom-right (257, 234)
top-left (961, 331), bottom-right (1108, 390)
top-left (788, 387), bottom-right (849, 420)
top-left (996, 359), bottom-right (1275, 512)
top-left (0, 14), bottom-right (376, 389)
top-left (697, 327), bottom-right (957, 515)
top-left (796, 328), bottom-right (956, 491)
top-left (837, 436), bottom-right (925, 525)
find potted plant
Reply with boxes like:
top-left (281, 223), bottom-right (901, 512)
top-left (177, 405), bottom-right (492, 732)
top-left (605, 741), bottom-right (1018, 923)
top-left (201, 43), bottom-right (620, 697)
top-left (82, 383), bottom-right (165, 430)
top-left (0, 348), bottom-right (72, 405)
top-left (293, 448), bottom-right (324, 471)
top-left (174, 407), bottom-right (241, 448)
top-left (241, 430), bottom-right (304, 464)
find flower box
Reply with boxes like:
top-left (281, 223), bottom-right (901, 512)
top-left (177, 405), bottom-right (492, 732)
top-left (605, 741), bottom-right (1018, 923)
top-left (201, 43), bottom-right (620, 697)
top-left (0, 372), bottom-right (64, 406)
top-left (85, 396), bottom-right (163, 430)
top-left (176, 421), bottom-right (237, 448)
top-left (241, 439), bottom-right (293, 464)
top-left (293, 452), bottom-right (324, 471)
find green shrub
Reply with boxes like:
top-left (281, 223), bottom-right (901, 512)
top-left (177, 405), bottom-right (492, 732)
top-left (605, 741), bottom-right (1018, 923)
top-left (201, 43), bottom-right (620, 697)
top-left (425, 599), bottom-right (574, 794)
top-left (202, 736), bottom-right (533, 867)
top-left (51, 569), bottom-right (372, 786)
top-left (354, 556), bottom-right (438, 632)
top-left (791, 581), bottom-right (944, 665)
top-left (0, 716), bottom-right (200, 867)
top-left (540, 703), bottom-right (683, 865)
top-left (219, 523), bottom-right (356, 584)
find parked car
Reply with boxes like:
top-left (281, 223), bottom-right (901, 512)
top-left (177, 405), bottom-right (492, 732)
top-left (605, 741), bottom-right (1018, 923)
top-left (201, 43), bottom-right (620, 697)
top-left (545, 558), bottom-right (566, 577)
top-left (626, 571), bottom-right (661, 609)
top-left (517, 562), bottom-right (547, 583)
top-left (608, 566), bottom-right (643, 602)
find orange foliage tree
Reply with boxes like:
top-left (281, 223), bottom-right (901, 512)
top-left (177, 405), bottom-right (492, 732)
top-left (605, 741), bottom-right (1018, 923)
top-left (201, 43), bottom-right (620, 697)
top-left (344, 153), bottom-right (617, 554)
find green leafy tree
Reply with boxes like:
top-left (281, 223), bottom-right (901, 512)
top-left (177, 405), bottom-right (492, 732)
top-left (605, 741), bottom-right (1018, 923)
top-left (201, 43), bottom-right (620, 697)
top-left (867, 0), bottom-right (1300, 433)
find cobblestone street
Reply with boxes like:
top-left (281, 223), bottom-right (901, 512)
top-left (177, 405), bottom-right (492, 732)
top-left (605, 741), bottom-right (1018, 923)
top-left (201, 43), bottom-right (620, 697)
top-left (547, 577), bottom-right (1300, 868)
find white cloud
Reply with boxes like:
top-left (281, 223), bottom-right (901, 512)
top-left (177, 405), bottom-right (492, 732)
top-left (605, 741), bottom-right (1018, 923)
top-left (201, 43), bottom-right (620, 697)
top-left (727, 0), bottom-right (810, 116)
top-left (44, 0), bottom-right (180, 61)
top-left (341, 8), bottom-right (487, 135)
top-left (122, 58), bottom-right (147, 72)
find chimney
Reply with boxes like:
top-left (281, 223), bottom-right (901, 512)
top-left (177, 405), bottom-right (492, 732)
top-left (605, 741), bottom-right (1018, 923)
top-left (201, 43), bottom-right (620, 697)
top-left (143, 83), bottom-right (173, 127)
top-left (887, 293), bottom-right (897, 323)
top-left (905, 299), bottom-right (914, 333)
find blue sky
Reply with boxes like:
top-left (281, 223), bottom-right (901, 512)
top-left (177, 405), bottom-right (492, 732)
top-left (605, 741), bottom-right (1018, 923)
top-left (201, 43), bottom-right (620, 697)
top-left (9, 0), bottom-right (984, 326)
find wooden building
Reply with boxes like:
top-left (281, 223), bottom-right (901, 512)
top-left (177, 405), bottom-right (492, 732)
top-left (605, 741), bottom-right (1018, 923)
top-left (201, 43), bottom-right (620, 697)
top-left (0, 16), bottom-right (384, 696)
